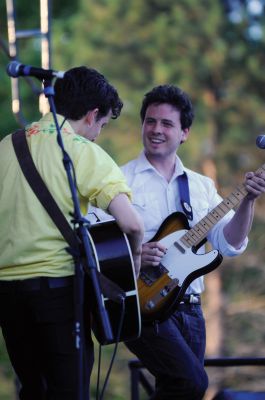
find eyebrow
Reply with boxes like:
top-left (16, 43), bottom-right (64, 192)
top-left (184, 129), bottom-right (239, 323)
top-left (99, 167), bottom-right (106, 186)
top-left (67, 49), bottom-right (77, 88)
top-left (161, 119), bottom-right (174, 125)
top-left (146, 117), bottom-right (175, 125)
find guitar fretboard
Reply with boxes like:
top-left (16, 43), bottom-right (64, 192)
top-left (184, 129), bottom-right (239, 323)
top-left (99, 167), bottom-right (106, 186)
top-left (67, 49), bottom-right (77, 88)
top-left (180, 163), bottom-right (265, 249)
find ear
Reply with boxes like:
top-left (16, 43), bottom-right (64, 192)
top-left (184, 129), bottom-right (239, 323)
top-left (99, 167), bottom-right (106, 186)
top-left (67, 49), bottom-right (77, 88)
top-left (181, 128), bottom-right (190, 144)
top-left (85, 108), bottom-right (99, 126)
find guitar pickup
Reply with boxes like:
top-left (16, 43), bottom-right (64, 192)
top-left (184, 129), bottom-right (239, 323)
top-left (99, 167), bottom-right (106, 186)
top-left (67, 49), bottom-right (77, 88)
top-left (139, 272), bottom-right (153, 286)
top-left (140, 264), bottom-right (168, 286)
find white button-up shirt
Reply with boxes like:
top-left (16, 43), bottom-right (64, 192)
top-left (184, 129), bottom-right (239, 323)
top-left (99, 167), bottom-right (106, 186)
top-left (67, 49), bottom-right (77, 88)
top-left (88, 151), bottom-right (248, 294)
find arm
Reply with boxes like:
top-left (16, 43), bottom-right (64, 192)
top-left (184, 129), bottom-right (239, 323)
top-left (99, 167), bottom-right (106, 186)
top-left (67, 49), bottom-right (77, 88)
top-left (107, 193), bottom-right (144, 277)
top-left (223, 171), bottom-right (265, 248)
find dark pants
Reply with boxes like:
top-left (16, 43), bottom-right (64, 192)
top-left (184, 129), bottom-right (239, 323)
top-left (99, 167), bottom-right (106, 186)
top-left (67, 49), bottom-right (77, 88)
top-left (0, 277), bottom-right (94, 400)
top-left (126, 304), bottom-right (208, 400)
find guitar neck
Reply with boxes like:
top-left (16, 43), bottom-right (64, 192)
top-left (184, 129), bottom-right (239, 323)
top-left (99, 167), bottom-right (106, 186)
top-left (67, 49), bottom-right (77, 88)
top-left (180, 163), bottom-right (265, 248)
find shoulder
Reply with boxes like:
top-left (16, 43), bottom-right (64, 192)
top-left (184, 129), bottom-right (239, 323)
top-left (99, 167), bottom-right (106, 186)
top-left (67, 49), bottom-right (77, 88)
top-left (69, 136), bottom-right (118, 167)
top-left (184, 167), bottom-right (218, 205)
top-left (185, 167), bottom-right (215, 188)
top-left (121, 158), bottom-right (138, 175)
top-left (0, 133), bottom-right (12, 146)
top-left (0, 134), bottom-right (13, 163)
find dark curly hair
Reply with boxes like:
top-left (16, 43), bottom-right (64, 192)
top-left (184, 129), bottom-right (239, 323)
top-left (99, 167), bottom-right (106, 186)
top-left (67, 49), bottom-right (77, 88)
top-left (54, 66), bottom-right (123, 121)
top-left (140, 85), bottom-right (194, 130)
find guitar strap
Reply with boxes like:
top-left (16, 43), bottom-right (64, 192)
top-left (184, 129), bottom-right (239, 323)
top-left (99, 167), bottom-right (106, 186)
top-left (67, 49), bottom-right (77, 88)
top-left (177, 172), bottom-right (193, 221)
top-left (12, 129), bottom-right (80, 250)
top-left (11, 129), bottom-right (125, 303)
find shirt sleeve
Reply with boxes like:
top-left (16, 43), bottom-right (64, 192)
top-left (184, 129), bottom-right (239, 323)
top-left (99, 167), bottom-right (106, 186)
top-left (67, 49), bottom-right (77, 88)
top-left (212, 223), bottom-right (248, 256)
top-left (71, 138), bottom-right (132, 210)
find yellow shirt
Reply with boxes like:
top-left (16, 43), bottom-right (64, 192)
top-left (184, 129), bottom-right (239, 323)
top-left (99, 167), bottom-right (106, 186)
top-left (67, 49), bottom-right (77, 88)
top-left (0, 113), bottom-right (131, 280)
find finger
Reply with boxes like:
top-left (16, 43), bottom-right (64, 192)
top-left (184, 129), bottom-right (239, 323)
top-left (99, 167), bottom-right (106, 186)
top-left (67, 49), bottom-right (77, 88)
top-left (142, 259), bottom-right (161, 267)
top-left (142, 248), bottom-right (165, 262)
top-left (246, 176), bottom-right (265, 191)
top-left (245, 183), bottom-right (265, 200)
top-left (245, 171), bottom-right (255, 179)
top-left (151, 247), bottom-right (165, 257)
top-left (246, 185), bottom-right (265, 197)
top-left (142, 254), bottom-right (162, 263)
top-left (144, 241), bottom-right (167, 253)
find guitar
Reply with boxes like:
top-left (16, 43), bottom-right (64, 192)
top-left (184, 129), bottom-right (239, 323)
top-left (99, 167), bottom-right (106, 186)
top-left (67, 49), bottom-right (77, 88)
top-left (138, 175), bottom-right (256, 322)
top-left (86, 220), bottom-right (141, 345)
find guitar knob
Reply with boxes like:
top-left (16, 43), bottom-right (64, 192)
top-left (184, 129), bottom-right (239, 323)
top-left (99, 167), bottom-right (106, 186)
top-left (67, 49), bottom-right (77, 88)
top-left (160, 285), bottom-right (170, 297)
top-left (145, 300), bottom-right (155, 310)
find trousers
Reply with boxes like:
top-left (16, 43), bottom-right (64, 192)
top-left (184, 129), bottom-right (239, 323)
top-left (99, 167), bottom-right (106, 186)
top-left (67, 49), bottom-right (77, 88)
top-left (126, 304), bottom-right (208, 400)
top-left (0, 276), bottom-right (94, 400)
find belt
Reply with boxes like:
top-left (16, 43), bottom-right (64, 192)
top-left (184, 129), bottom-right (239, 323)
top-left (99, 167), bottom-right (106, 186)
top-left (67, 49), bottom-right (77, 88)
top-left (0, 276), bottom-right (73, 291)
top-left (179, 294), bottom-right (201, 305)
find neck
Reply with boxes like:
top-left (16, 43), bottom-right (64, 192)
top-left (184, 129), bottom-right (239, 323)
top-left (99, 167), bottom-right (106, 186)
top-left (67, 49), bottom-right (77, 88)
top-left (145, 153), bottom-right (176, 182)
top-left (67, 119), bottom-right (80, 135)
top-left (68, 117), bottom-right (88, 137)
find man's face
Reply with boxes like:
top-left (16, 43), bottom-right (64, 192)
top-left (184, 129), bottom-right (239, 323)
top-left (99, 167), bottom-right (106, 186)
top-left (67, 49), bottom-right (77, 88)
top-left (142, 103), bottom-right (189, 161)
top-left (86, 110), bottom-right (112, 141)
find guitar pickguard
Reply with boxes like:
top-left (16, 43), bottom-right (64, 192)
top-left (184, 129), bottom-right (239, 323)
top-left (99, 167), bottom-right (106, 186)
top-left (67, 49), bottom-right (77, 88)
top-left (159, 229), bottom-right (219, 285)
top-left (138, 212), bottom-right (223, 322)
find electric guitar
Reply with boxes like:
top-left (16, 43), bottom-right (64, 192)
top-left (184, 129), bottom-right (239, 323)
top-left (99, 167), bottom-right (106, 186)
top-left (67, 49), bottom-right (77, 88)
top-left (87, 220), bottom-right (141, 345)
top-left (138, 171), bottom-right (262, 322)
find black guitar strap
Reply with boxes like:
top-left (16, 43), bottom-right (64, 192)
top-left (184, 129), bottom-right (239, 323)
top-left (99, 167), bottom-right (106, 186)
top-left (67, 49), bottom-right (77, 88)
top-left (11, 129), bottom-right (126, 304)
top-left (177, 171), bottom-right (193, 221)
top-left (12, 129), bottom-right (80, 250)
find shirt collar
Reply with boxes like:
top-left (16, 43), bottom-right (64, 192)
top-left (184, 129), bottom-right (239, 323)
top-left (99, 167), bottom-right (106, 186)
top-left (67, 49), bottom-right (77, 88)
top-left (28, 112), bottom-right (75, 136)
top-left (135, 151), bottom-right (185, 179)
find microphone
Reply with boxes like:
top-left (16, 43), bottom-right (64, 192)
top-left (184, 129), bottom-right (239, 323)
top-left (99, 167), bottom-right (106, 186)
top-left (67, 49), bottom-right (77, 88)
top-left (256, 134), bottom-right (265, 149)
top-left (6, 61), bottom-right (65, 80)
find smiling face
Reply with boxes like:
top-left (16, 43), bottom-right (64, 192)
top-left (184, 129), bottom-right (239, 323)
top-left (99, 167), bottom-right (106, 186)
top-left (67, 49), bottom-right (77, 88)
top-left (142, 103), bottom-right (189, 163)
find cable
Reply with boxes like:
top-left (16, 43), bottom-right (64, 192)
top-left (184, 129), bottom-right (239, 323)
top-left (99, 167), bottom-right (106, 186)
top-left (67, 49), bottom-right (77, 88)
top-left (95, 297), bottom-right (126, 400)
top-left (96, 344), bottom-right (102, 400)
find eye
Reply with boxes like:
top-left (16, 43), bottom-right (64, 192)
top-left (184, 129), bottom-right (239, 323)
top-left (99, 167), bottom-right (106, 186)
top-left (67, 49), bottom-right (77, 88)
top-left (145, 118), bottom-right (155, 124)
top-left (163, 121), bottom-right (173, 128)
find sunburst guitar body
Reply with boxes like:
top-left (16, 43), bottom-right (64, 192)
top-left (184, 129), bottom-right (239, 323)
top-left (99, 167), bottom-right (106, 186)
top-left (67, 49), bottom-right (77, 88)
top-left (138, 212), bottom-right (223, 322)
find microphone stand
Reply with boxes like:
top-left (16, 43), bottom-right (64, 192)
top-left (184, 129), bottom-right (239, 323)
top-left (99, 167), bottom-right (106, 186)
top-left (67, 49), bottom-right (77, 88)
top-left (43, 79), bottom-right (114, 400)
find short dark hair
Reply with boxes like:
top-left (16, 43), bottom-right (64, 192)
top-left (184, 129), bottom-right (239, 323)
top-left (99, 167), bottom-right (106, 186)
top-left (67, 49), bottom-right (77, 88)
top-left (54, 66), bottom-right (123, 120)
top-left (140, 85), bottom-right (194, 129)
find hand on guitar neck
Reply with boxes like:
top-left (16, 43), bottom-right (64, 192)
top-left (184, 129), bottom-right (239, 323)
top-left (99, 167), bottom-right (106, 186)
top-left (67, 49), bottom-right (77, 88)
top-left (223, 170), bottom-right (265, 249)
top-left (244, 171), bottom-right (265, 200)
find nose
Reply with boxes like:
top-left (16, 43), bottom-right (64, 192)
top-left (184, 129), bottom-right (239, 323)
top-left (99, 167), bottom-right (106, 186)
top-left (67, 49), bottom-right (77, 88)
top-left (152, 121), bottom-right (162, 134)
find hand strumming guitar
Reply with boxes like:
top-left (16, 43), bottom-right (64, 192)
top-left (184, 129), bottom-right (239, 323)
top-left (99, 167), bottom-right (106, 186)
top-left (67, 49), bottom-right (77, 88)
top-left (141, 241), bottom-right (167, 268)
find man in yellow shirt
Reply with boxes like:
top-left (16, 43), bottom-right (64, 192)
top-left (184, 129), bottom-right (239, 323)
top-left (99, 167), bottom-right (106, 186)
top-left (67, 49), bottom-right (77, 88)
top-left (0, 66), bottom-right (143, 400)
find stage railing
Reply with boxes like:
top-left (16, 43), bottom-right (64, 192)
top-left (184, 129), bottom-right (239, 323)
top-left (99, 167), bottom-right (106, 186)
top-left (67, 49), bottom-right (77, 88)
top-left (128, 357), bottom-right (265, 400)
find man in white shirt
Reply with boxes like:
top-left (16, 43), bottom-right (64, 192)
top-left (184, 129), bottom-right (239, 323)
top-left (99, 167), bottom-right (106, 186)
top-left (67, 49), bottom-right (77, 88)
top-left (89, 84), bottom-right (265, 399)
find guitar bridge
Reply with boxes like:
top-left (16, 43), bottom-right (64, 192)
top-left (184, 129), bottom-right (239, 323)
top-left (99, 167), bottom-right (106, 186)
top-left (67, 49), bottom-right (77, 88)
top-left (144, 279), bottom-right (180, 310)
top-left (140, 263), bottom-right (168, 286)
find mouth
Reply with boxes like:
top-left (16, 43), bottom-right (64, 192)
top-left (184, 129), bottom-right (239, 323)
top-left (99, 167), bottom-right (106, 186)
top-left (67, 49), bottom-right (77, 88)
top-left (149, 137), bottom-right (165, 144)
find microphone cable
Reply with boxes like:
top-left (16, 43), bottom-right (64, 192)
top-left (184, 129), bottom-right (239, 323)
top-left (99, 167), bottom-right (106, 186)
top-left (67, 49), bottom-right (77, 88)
top-left (96, 296), bottom-right (126, 400)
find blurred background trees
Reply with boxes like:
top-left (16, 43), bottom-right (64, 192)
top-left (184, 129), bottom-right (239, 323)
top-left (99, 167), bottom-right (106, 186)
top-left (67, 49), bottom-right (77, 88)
top-left (1, 0), bottom-right (265, 398)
